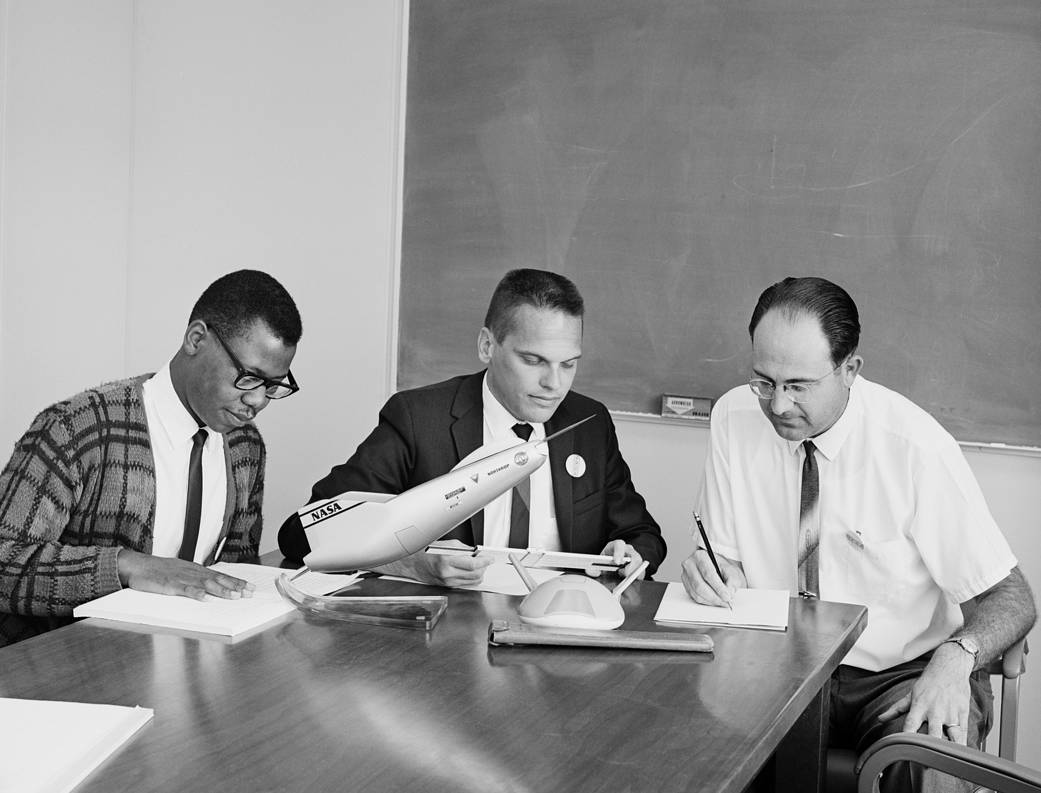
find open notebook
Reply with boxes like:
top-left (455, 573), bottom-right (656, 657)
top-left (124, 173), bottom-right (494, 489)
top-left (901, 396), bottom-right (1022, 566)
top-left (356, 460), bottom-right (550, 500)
top-left (74, 562), bottom-right (357, 638)
top-left (0, 698), bottom-right (153, 793)
top-left (653, 582), bottom-right (791, 631)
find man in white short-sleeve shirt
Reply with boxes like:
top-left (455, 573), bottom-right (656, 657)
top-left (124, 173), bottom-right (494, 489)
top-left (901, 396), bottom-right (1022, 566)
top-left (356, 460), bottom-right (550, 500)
top-left (681, 276), bottom-right (1035, 793)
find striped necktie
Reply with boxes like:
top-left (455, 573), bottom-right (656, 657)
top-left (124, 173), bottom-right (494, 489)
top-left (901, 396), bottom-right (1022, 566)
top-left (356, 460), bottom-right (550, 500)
top-left (798, 440), bottom-right (820, 597)
top-left (507, 422), bottom-right (534, 548)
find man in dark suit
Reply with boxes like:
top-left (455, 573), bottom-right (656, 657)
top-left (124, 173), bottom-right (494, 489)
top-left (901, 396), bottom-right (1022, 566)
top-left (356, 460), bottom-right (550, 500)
top-left (278, 269), bottom-right (665, 586)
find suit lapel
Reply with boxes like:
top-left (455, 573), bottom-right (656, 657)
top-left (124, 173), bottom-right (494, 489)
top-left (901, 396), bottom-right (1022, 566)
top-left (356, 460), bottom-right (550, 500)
top-left (545, 403), bottom-right (575, 551)
top-left (450, 373), bottom-right (486, 543)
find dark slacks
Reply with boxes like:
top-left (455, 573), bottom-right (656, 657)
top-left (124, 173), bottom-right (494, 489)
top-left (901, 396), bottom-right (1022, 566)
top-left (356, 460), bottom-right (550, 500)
top-left (830, 651), bottom-right (994, 793)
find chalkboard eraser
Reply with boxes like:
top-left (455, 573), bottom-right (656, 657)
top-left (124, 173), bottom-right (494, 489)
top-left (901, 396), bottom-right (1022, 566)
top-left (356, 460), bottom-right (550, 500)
top-left (661, 394), bottom-right (712, 421)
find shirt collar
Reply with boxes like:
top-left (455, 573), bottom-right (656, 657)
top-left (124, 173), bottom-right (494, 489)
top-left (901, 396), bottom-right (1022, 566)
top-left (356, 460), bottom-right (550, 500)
top-left (149, 362), bottom-right (210, 445)
top-left (481, 373), bottom-right (545, 440)
top-left (784, 377), bottom-right (863, 462)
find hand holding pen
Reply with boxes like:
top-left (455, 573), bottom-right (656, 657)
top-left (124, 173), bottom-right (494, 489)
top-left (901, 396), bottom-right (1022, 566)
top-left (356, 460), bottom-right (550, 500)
top-left (681, 512), bottom-right (744, 609)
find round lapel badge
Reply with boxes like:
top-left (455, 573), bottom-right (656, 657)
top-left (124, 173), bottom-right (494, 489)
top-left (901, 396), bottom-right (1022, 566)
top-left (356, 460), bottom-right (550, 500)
top-left (565, 453), bottom-right (586, 478)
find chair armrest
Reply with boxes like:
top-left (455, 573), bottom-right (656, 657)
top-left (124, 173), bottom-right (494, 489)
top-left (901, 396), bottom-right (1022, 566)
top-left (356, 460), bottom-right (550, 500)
top-left (1002, 637), bottom-right (1028, 679)
top-left (983, 637), bottom-right (1029, 679)
top-left (856, 734), bottom-right (1041, 793)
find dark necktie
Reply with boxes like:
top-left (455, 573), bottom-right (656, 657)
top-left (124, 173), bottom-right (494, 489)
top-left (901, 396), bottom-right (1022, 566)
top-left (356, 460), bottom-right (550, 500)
top-left (507, 422), bottom-right (534, 548)
top-left (177, 428), bottom-right (208, 562)
top-left (798, 440), bottom-right (820, 597)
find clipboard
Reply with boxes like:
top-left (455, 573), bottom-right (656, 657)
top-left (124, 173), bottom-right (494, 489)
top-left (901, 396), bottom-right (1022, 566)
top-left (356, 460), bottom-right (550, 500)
top-left (487, 619), bottom-right (713, 652)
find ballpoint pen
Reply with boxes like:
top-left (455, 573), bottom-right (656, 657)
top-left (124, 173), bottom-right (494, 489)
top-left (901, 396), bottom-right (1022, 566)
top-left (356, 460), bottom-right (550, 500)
top-left (693, 511), bottom-right (732, 610)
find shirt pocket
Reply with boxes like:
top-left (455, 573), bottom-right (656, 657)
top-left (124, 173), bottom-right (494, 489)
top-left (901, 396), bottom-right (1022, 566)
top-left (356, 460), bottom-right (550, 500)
top-left (839, 529), bottom-right (924, 608)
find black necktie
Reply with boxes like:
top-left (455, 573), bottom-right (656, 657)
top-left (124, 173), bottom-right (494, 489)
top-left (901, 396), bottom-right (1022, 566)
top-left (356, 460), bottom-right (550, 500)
top-left (177, 428), bottom-right (208, 562)
top-left (508, 423), bottom-right (534, 548)
top-left (798, 440), bottom-right (820, 597)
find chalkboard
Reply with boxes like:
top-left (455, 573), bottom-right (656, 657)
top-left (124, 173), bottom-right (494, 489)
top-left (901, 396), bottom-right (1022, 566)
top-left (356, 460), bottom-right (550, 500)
top-left (398, 0), bottom-right (1041, 447)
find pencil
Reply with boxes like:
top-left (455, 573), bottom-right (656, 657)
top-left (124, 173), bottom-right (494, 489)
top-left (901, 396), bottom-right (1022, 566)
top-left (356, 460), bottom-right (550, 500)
top-left (693, 511), bottom-right (732, 610)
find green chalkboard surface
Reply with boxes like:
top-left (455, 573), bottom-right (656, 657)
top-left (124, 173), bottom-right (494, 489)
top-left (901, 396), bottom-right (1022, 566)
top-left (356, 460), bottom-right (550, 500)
top-left (399, 0), bottom-right (1041, 446)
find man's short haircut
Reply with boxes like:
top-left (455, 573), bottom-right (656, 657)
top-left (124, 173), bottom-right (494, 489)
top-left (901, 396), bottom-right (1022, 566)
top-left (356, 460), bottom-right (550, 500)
top-left (483, 269), bottom-right (584, 342)
top-left (190, 270), bottom-right (302, 345)
top-left (748, 276), bottom-right (860, 365)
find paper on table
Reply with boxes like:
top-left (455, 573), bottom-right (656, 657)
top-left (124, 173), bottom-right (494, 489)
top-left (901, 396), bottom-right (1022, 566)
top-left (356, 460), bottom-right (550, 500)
top-left (653, 582), bottom-right (790, 631)
top-left (0, 698), bottom-right (153, 793)
top-left (73, 563), bottom-right (358, 638)
top-left (211, 562), bottom-right (361, 598)
top-left (379, 561), bottom-right (563, 596)
top-left (455, 561), bottom-right (563, 596)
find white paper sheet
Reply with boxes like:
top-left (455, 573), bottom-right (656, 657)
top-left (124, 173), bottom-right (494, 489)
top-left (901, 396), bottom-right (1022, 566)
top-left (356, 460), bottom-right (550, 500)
top-left (653, 582), bottom-right (790, 631)
top-left (0, 698), bottom-right (153, 793)
top-left (74, 563), bottom-right (357, 638)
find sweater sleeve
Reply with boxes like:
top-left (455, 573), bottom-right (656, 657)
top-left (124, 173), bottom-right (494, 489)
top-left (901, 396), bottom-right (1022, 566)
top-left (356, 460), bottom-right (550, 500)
top-left (0, 408), bottom-right (121, 617)
top-left (220, 430), bottom-right (266, 565)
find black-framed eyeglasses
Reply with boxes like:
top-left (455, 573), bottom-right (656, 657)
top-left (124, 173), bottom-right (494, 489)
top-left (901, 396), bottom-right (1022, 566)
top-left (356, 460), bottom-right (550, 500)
top-left (209, 327), bottom-right (300, 399)
top-left (749, 359), bottom-right (845, 404)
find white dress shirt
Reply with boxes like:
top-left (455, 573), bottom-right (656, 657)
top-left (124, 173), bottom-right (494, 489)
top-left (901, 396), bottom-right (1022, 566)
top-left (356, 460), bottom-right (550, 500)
top-left (142, 363), bottom-right (228, 562)
top-left (480, 375), bottom-right (561, 551)
top-left (697, 376), bottom-right (1016, 672)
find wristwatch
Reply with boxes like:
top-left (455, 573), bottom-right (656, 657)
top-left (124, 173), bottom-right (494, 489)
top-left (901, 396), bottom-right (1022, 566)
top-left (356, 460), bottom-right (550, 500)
top-left (941, 635), bottom-right (980, 667)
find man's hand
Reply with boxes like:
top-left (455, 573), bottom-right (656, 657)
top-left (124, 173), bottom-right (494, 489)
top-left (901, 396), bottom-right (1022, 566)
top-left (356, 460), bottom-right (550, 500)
top-left (876, 641), bottom-right (974, 744)
top-left (117, 549), bottom-right (255, 601)
top-left (592, 541), bottom-right (644, 579)
top-left (372, 542), bottom-right (493, 587)
top-left (680, 549), bottom-right (746, 607)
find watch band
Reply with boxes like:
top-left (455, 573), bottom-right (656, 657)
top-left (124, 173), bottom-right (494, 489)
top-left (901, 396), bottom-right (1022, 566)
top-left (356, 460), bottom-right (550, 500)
top-left (941, 635), bottom-right (980, 666)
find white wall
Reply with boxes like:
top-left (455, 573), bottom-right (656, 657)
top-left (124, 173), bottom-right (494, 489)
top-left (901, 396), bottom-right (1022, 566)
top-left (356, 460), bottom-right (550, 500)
top-left (0, 0), bottom-right (403, 538)
top-left (0, 0), bottom-right (131, 425)
top-left (122, 0), bottom-right (404, 536)
top-left (1, 0), bottom-right (1038, 764)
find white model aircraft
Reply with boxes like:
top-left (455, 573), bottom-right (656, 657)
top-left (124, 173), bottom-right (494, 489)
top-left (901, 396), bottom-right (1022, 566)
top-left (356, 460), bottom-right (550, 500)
top-left (297, 415), bottom-right (595, 572)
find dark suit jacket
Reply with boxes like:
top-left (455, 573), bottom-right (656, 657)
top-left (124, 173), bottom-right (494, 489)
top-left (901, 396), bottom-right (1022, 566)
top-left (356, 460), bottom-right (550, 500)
top-left (278, 372), bottom-right (666, 574)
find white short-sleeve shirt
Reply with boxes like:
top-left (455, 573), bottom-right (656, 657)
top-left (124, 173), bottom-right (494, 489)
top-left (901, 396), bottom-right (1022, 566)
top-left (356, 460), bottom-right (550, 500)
top-left (697, 376), bottom-right (1016, 671)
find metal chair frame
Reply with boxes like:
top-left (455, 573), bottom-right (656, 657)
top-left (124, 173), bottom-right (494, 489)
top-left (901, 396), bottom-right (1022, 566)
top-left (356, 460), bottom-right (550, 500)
top-left (856, 733), bottom-right (1041, 793)
top-left (826, 637), bottom-right (1028, 793)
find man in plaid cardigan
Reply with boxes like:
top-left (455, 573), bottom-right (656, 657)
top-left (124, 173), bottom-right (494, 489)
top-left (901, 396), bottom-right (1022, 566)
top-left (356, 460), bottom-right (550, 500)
top-left (0, 270), bottom-right (302, 647)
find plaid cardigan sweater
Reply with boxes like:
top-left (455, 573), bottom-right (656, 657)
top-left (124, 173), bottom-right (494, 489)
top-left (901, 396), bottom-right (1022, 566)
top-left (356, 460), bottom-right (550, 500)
top-left (0, 375), bottom-right (265, 646)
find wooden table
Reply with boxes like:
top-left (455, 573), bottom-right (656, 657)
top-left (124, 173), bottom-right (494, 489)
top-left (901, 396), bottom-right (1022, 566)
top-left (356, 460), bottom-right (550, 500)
top-left (0, 571), bottom-right (865, 793)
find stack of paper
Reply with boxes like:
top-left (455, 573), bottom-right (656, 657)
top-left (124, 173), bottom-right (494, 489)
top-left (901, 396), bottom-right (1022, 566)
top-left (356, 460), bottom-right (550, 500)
top-left (74, 563), bottom-right (358, 638)
top-left (0, 698), bottom-right (153, 793)
top-left (653, 583), bottom-right (791, 631)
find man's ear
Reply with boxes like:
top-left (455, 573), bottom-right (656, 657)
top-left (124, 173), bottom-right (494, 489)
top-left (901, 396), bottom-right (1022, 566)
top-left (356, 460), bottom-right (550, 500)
top-left (841, 353), bottom-right (864, 386)
top-left (182, 320), bottom-right (209, 357)
top-left (477, 326), bottom-right (495, 364)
